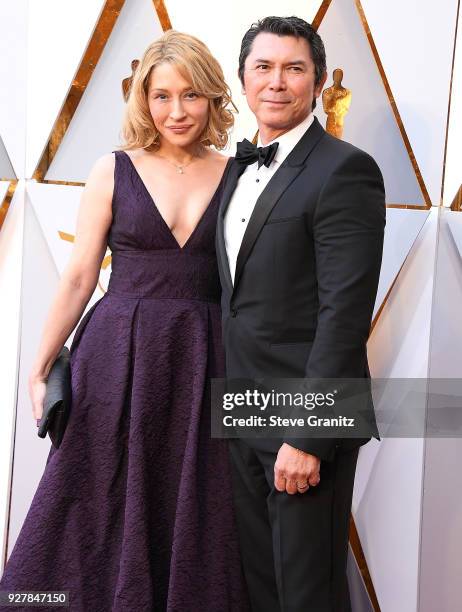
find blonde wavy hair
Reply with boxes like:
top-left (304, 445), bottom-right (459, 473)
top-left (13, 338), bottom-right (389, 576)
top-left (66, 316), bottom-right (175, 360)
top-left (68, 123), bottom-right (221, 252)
top-left (121, 30), bottom-right (235, 151)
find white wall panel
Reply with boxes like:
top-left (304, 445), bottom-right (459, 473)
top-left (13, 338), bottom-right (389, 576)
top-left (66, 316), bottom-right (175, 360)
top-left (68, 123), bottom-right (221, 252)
top-left (361, 0), bottom-right (459, 206)
top-left (431, 210), bottom-right (462, 379)
top-left (368, 210), bottom-right (438, 379)
top-left (447, 210), bottom-right (462, 256)
top-left (354, 210), bottom-right (439, 611)
top-left (27, 181), bottom-right (85, 274)
top-left (419, 208), bottom-right (462, 610)
top-left (315, 0), bottom-right (424, 206)
top-left (0, 136), bottom-right (16, 180)
top-left (0, 182), bottom-right (25, 567)
top-left (374, 209), bottom-right (429, 318)
top-left (6, 194), bottom-right (58, 557)
top-left (443, 7), bottom-right (462, 207)
top-left (25, 0), bottom-right (106, 178)
top-left (46, 0), bottom-right (163, 183)
top-left (0, 0), bottom-right (27, 177)
top-left (354, 438), bottom-right (424, 612)
top-left (27, 182), bottom-right (109, 305)
top-left (419, 438), bottom-right (462, 612)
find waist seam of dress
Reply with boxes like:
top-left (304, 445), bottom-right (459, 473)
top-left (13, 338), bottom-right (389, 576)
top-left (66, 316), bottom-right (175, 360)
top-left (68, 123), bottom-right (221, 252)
top-left (111, 248), bottom-right (215, 257)
top-left (105, 290), bottom-right (220, 303)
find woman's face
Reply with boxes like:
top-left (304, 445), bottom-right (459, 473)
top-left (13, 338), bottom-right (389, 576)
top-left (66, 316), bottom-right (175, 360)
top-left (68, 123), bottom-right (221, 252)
top-left (147, 62), bottom-right (209, 148)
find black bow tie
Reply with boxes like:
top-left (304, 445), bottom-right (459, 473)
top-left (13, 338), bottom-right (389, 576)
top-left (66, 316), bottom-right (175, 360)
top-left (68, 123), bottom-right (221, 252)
top-left (235, 139), bottom-right (279, 169)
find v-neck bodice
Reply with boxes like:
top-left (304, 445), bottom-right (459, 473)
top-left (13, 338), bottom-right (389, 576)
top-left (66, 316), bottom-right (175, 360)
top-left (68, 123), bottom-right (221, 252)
top-left (106, 150), bottom-right (228, 302)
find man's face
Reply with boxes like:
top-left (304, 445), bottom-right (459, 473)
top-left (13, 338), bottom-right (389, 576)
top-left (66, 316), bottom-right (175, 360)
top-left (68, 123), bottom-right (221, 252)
top-left (242, 32), bottom-right (326, 137)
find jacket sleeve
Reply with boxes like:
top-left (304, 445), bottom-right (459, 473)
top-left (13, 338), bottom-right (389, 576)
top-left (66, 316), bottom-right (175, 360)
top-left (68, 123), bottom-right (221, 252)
top-left (283, 150), bottom-right (386, 461)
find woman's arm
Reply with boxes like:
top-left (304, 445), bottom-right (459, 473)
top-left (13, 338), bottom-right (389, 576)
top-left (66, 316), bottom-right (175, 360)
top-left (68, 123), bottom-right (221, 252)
top-left (29, 153), bottom-right (115, 420)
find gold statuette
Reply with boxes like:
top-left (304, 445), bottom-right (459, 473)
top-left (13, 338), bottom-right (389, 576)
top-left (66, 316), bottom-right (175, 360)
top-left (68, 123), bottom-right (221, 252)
top-left (122, 59), bottom-right (140, 102)
top-left (322, 68), bottom-right (352, 139)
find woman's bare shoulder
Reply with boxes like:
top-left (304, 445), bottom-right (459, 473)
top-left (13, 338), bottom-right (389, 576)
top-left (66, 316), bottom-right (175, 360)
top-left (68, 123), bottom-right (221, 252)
top-left (84, 153), bottom-right (117, 203)
top-left (87, 152), bottom-right (116, 180)
top-left (205, 149), bottom-right (230, 170)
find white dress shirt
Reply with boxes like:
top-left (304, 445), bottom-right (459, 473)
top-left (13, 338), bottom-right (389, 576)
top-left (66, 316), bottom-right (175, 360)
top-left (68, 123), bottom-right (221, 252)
top-left (224, 112), bottom-right (315, 283)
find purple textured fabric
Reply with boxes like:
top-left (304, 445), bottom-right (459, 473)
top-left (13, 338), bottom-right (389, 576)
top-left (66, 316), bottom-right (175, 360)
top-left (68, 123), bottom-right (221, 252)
top-left (0, 152), bottom-right (249, 611)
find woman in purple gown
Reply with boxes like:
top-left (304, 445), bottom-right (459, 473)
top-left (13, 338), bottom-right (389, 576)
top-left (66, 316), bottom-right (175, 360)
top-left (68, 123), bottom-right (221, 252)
top-left (0, 31), bottom-right (248, 611)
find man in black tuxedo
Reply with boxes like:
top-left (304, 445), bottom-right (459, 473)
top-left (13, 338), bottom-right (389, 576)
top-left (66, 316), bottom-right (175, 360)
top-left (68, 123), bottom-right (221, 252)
top-left (216, 16), bottom-right (385, 612)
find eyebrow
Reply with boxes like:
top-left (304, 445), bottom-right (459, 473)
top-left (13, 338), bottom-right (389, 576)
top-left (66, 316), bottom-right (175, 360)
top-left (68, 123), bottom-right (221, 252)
top-left (252, 59), bottom-right (308, 66)
top-left (149, 87), bottom-right (195, 93)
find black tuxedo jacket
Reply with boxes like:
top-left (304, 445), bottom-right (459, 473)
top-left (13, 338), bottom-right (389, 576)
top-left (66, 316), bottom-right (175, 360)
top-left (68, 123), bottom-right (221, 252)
top-left (216, 117), bottom-right (385, 461)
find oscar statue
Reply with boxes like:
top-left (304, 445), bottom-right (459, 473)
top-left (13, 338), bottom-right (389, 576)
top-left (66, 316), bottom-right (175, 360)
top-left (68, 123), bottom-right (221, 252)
top-left (122, 59), bottom-right (140, 102)
top-left (322, 68), bottom-right (352, 139)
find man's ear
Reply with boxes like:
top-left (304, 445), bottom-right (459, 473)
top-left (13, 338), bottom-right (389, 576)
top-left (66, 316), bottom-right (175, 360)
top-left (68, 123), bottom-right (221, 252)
top-left (314, 71), bottom-right (328, 99)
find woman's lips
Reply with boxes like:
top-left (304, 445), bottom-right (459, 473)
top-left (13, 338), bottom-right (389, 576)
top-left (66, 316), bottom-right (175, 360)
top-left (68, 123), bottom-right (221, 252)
top-left (167, 125), bottom-right (193, 133)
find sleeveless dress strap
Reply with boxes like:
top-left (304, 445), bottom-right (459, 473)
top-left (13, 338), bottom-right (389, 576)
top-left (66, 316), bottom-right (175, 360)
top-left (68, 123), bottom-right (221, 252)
top-left (111, 150), bottom-right (129, 215)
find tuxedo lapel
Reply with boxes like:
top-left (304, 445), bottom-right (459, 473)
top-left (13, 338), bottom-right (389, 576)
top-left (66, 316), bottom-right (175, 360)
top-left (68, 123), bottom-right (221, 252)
top-left (233, 117), bottom-right (325, 292)
top-left (216, 160), bottom-right (246, 293)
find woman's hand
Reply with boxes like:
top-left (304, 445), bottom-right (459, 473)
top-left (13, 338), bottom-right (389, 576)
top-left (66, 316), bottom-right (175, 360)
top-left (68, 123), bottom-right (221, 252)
top-left (29, 374), bottom-right (47, 422)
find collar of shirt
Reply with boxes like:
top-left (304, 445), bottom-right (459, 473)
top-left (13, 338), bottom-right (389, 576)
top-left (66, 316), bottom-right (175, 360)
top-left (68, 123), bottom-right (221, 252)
top-left (257, 112), bottom-right (314, 167)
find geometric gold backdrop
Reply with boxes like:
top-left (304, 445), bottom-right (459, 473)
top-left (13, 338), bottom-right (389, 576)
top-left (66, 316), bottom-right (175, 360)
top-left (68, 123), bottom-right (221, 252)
top-left (1, 2), bottom-right (461, 611)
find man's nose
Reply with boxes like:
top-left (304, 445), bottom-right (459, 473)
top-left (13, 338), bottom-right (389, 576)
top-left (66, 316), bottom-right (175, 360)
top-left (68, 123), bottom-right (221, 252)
top-left (169, 98), bottom-right (187, 120)
top-left (269, 68), bottom-right (286, 90)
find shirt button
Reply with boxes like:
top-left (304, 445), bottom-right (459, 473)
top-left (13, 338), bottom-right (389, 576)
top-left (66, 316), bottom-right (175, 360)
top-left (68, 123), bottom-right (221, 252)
top-left (241, 218), bottom-right (246, 222)
top-left (256, 178), bottom-right (260, 183)
top-left (230, 309), bottom-right (237, 318)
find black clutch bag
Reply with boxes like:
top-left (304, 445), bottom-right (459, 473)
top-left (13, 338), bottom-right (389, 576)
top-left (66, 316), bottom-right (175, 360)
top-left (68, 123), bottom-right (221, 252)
top-left (37, 347), bottom-right (72, 448)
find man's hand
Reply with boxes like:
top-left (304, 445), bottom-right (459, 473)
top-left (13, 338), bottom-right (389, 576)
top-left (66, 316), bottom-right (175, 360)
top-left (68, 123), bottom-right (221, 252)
top-left (274, 443), bottom-right (321, 494)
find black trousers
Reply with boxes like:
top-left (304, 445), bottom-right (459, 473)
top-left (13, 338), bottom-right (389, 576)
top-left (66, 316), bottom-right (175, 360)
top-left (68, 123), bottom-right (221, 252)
top-left (228, 440), bottom-right (359, 612)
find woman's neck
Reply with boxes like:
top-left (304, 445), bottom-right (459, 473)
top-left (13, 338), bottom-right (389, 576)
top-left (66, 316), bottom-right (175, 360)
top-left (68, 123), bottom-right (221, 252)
top-left (156, 141), bottom-right (205, 164)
